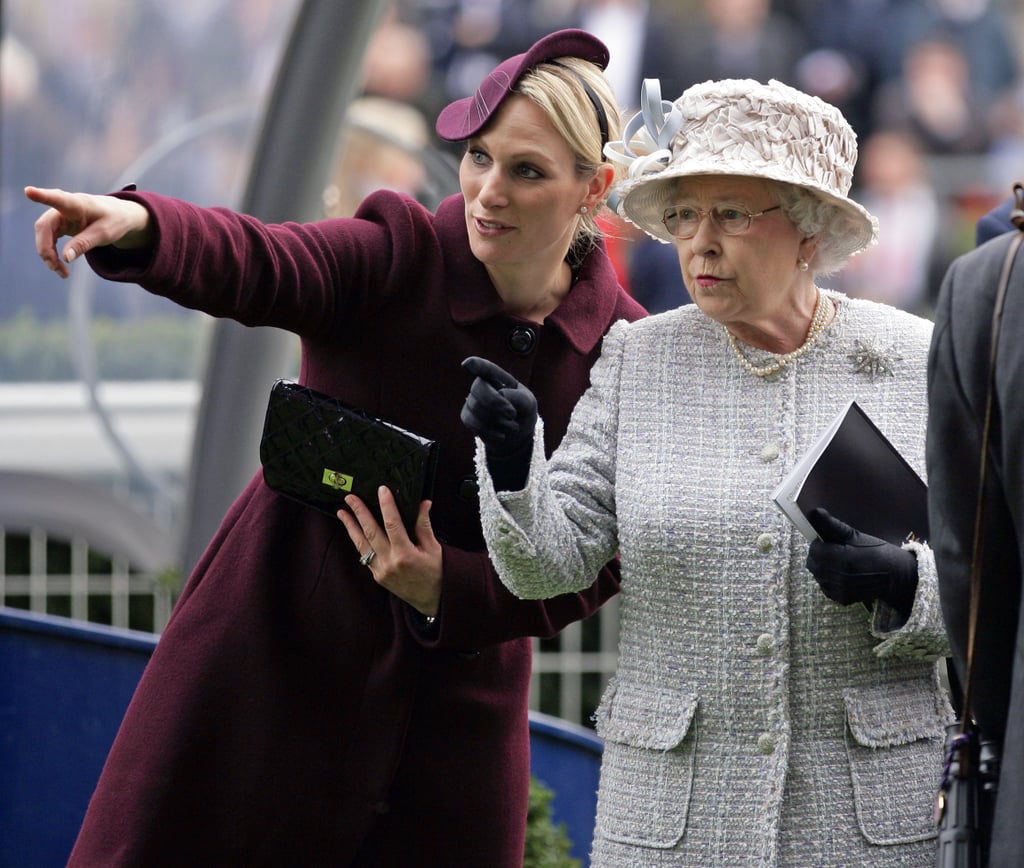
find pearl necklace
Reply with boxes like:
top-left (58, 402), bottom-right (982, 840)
top-left (725, 289), bottom-right (831, 378)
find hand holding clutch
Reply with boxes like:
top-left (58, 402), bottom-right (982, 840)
top-left (805, 507), bottom-right (919, 617)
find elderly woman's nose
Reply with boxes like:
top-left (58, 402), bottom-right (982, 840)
top-left (688, 215), bottom-right (722, 252)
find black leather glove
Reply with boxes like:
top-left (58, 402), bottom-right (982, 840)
top-left (460, 356), bottom-right (538, 491)
top-left (805, 507), bottom-right (919, 617)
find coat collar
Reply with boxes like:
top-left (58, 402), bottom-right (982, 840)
top-left (436, 195), bottom-right (623, 355)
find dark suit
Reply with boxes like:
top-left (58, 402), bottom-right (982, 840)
top-left (927, 207), bottom-right (1024, 867)
top-left (977, 196), bottom-right (1018, 246)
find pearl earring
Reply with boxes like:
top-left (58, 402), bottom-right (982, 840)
top-left (798, 258), bottom-right (809, 272)
top-left (579, 205), bottom-right (588, 215)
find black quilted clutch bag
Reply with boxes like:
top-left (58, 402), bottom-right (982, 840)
top-left (260, 379), bottom-right (439, 534)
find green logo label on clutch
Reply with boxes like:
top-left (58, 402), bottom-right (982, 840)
top-left (322, 469), bottom-right (353, 491)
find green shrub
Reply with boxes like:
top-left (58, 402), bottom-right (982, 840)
top-left (524, 775), bottom-right (581, 868)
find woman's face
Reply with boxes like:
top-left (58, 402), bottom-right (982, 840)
top-left (669, 175), bottom-right (813, 328)
top-left (459, 94), bottom-right (596, 276)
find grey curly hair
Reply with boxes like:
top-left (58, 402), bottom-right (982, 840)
top-left (768, 181), bottom-right (872, 277)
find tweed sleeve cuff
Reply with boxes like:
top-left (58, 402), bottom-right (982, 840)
top-left (871, 540), bottom-right (951, 659)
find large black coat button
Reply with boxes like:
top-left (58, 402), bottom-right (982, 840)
top-left (457, 476), bottom-right (479, 501)
top-left (507, 326), bottom-right (537, 355)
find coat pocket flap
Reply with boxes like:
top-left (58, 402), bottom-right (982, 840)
top-left (843, 682), bottom-right (948, 747)
top-left (595, 679), bottom-right (698, 750)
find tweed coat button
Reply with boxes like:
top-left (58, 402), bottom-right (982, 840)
top-left (507, 325), bottom-right (537, 355)
top-left (755, 633), bottom-right (774, 656)
top-left (756, 532), bottom-right (775, 552)
top-left (757, 732), bottom-right (776, 754)
top-left (760, 443), bottom-right (780, 462)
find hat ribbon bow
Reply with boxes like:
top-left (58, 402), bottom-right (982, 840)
top-left (603, 79), bottom-right (681, 180)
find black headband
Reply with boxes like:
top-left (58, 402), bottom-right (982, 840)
top-left (549, 61), bottom-right (610, 154)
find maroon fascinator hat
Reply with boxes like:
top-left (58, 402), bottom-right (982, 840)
top-left (435, 29), bottom-right (610, 143)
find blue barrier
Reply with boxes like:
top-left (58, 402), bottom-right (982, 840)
top-left (0, 607), bottom-right (601, 867)
top-left (527, 711), bottom-right (602, 862)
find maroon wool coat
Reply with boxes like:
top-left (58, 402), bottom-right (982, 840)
top-left (67, 190), bottom-right (646, 867)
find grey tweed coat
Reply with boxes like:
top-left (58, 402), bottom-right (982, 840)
top-left (478, 292), bottom-right (953, 866)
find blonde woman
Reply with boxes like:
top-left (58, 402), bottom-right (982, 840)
top-left (28, 31), bottom-right (644, 867)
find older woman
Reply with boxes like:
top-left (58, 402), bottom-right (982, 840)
top-left (27, 30), bottom-right (645, 868)
top-left (463, 78), bottom-right (953, 865)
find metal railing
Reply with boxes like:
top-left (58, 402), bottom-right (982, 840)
top-left (0, 528), bottom-right (175, 636)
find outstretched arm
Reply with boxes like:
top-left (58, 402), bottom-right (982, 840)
top-left (25, 185), bottom-right (153, 278)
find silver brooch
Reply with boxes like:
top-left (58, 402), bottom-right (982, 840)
top-left (848, 339), bottom-right (899, 379)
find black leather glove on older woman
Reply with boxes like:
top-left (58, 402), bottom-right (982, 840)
top-left (460, 356), bottom-right (538, 492)
top-left (805, 507), bottom-right (919, 618)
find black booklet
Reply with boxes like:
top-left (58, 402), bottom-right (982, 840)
top-left (770, 400), bottom-right (928, 544)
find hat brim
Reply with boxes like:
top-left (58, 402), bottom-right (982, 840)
top-left (435, 29), bottom-right (609, 142)
top-left (618, 159), bottom-right (877, 259)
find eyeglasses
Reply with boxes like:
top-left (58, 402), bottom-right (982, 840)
top-left (661, 204), bottom-right (782, 239)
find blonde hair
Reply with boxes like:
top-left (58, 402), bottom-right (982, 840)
top-left (515, 57), bottom-right (622, 247)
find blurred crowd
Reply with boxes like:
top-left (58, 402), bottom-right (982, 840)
top-left (1, 0), bottom-right (297, 318)
top-left (378, 0), bottom-right (1024, 316)
top-left (3, 0), bottom-right (1024, 319)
